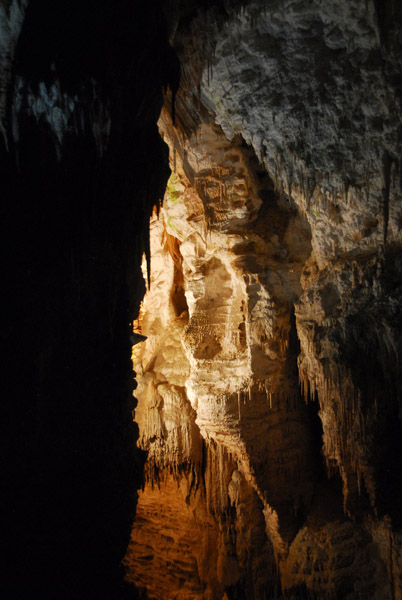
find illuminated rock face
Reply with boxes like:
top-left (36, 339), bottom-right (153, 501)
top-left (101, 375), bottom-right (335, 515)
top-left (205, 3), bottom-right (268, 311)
top-left (6, 0), bottom-right (400, 598)
top-left (125, 1), bottom-right (402, 598)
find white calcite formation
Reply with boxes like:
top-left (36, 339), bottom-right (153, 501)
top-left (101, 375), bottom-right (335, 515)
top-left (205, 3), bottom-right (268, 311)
top-left (125, 1), bottom-right (402, 598)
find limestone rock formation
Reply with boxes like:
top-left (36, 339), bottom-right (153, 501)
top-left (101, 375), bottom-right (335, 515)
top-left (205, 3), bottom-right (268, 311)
top-left (125, 1), bottom-right (402, 598)
top-left (2, 1), bottom-right (402, 599)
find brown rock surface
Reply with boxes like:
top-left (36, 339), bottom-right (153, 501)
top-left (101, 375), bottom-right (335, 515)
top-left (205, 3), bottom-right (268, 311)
top-left (125, 1), bottom-right (402, 598)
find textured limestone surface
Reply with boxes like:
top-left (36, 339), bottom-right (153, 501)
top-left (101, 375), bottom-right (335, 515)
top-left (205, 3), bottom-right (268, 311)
top-left (124, 476), bottom-right (206, 600)
top-left (126, 1), bottom-right (402, 598)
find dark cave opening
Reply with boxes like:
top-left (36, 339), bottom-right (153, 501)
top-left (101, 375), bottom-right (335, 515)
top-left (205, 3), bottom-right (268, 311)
top-left (304, 393), bottom-right (345, 526)
top-left (2, 1), bottom-right (176, 598)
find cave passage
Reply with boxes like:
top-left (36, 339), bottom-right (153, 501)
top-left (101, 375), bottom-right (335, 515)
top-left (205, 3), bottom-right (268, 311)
top-left (2, 1), bottom-right (402, 599)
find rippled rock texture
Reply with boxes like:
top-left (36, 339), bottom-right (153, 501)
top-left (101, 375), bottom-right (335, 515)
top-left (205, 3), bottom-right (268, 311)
top-left (125, 1), bottom-right (402, 598)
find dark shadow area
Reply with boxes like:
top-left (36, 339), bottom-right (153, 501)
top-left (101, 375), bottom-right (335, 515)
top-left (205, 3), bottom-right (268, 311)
top-left (1, 1), bottom-right (178, 598)
top-left (341, 301), bottom-right (402, 527)
top-left (304, 393), bottom-right (345, 529)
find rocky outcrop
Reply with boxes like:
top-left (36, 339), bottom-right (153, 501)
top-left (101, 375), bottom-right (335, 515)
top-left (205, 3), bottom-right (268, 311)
top-left (125, 1), bottom-right (402, 598)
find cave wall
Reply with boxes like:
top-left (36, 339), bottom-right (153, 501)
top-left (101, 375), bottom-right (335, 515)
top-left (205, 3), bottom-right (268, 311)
top-left (125, 1), bottom-right (402, 598)
top-left (1, 1), bottom-right (177, 597)
top-left (2, 0), bottom-right (402, 598)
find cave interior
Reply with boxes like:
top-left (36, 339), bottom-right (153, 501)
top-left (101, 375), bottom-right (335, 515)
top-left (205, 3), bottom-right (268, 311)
top-left (1, 1), bottom-right (402, 599)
